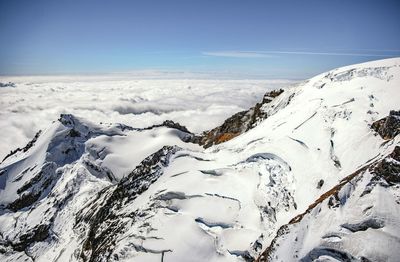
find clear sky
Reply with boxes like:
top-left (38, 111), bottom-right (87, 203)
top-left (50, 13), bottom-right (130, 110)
top-left (0, 0), bottom-right (399, 78)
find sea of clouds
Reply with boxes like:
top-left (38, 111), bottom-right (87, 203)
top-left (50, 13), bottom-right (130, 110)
top-left (0, 74), bottom-right (295, 160)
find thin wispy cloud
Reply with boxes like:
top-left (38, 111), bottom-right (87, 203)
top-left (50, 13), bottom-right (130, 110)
top-left (343, 48), bottom-right (400, 53)
top-left (203, 50), bottom-right (396, 58)
top-left (202, 51), bottom-right (274, 58)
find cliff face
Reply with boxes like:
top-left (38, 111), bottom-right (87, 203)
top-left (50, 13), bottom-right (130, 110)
top-left (0, 58), bottom-right (399, 262)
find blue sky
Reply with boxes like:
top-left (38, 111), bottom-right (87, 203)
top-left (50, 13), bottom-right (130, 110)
top-left (0, 0), bottom-right (399, 78)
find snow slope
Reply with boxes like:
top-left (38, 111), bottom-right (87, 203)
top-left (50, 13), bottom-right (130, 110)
top-left (258, 142), bottom-right (400, 262)
top-left (0, 58), bottom-right (399, 262)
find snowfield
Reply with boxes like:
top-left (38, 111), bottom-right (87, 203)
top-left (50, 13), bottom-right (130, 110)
top-left (0, 58), bottom-right (399, 262)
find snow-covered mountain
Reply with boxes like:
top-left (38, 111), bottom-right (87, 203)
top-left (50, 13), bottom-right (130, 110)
top-left (0, 58), bottom-right (399, 262)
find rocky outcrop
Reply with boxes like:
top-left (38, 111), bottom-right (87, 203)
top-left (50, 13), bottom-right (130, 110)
top-left (7, 162), bottom-right (57, 211)
top-left (143, 120), bottom-right (194, 142)
top-left (0, 82), bottom-right (15, 88)
top-left (365, 146), bottom-right (400, 188)
top-left (144, 120), bottom-right (191, 133)
top-left (1, 130), bottom-right (42, 163)
top-left (371, 110), bottom-right (400, 139)
top-left (193, 89), bottom-right (285, 148)
top-left (11, 224), bottom-right (51, 252)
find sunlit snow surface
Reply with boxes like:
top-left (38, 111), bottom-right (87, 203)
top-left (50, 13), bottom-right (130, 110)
top-left (0, 58), bottom-right (399, 262)
top-left (0, 76), bottom-right (293, 160)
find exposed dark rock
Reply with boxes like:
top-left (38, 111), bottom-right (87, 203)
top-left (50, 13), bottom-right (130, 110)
top-left (361, 146), bottom-right (400, 196)
top-left (141, 120), bottom-right (194, 142)
top-left (371, 146), bottom-right (400, 184)
top-left (114, 123), bottom-right (135, 132)
top-left (8, 162), bottom-right (57, 211)
top-left (144, 120), bottom-right (191, 134)
top-left (1, 130), bottom-right (42, 163)
top-left (193, 89), bottom-right (285, 148)
top-left (317, 179), bottom-right (324, 189)
top-left (330, 138), bottom-right (341, 169)
top-left (8, 192), bottom-right (41, 212)
top-left (327, 194), bottom-right (340, 209)
top-left (68, 128), bottom-right (81, 137)
top-left (252, 239), bottom-right (263, 252)
top-left (0, 82), bottom-right (16, 88)
top-left (371, 110), bottom-right (400, 139)
top-left (23, 130), bottom-right (42, 153)
top-left (58, 113), bottom-right (76, 126)
top-left (228, 250), bottom-right (254, 262)
top-left (12, 224), bottom-right (50, 252)
top-left (83, 158), bottom-right (116, 182)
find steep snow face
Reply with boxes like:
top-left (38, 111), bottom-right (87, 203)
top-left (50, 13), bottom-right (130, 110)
top-left (0, 58), bottom-right (399, 262)
top-left (259, 142), bottom-right (400, 262)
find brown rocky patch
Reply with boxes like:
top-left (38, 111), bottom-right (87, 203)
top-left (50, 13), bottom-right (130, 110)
top-left (371, 110), bottom-right (400, 139)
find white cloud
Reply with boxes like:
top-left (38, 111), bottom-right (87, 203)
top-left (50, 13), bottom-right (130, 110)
top-left (0, 76), bottom-right (295, 160)
top-left (203, 50), bottom-right (394, 58)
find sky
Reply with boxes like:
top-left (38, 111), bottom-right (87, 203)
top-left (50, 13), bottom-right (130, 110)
top-left (0, 0), bottom-right (399, 78)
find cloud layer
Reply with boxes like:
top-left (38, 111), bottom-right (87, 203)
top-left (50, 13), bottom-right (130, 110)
top-left (0, 76), bottom-right (295, 160)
